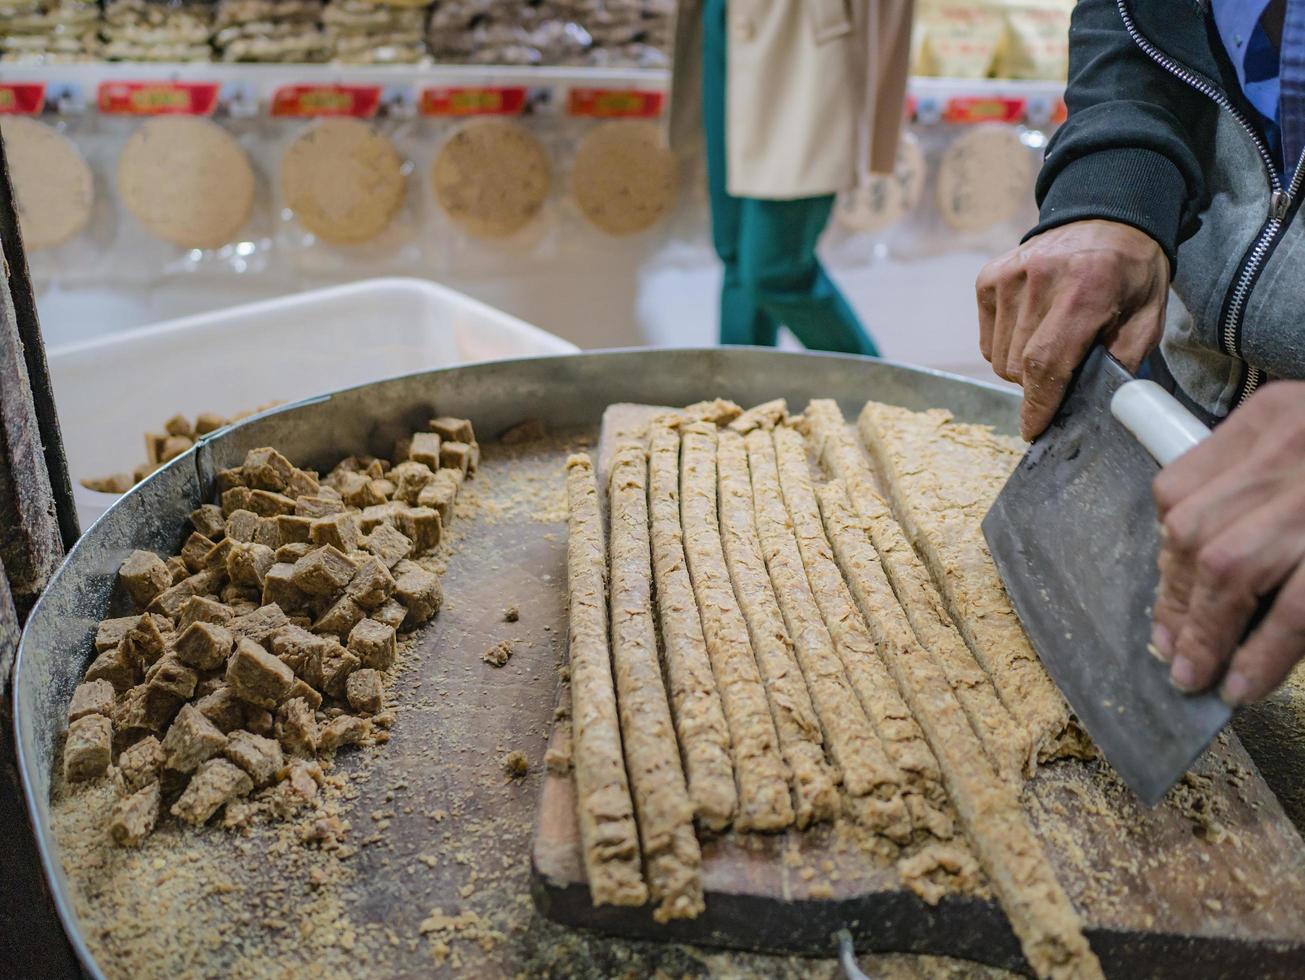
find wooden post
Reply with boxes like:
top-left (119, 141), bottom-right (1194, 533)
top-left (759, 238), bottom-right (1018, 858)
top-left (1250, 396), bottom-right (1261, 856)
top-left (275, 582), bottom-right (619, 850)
top-left (0, 121), bottom-right (81, 975)
top-left (0, 281), bottom-right (64, 618)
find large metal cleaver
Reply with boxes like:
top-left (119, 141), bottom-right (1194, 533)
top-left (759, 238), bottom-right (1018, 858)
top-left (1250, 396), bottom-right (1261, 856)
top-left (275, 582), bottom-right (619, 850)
top-left (982, 346), bottom-right (1230, 805)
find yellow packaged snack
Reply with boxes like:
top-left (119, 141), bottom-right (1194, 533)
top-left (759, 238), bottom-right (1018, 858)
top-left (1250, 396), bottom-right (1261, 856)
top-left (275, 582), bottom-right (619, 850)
top-left (995, 0), bottom-right (1074, 81)
top-left (914, 0), bottom-right (1007, 78)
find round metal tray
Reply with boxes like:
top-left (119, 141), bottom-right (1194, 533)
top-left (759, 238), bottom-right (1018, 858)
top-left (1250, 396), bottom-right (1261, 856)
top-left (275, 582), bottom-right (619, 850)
top-left (15, 348), bottom-right (1018, 977)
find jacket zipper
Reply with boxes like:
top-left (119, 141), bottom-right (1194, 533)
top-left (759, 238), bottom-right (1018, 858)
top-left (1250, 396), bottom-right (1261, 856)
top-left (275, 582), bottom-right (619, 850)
top-left (1221, 173), bottom-right (1305, 402)
top-left (1116, 0), bottom-right (1305, 405)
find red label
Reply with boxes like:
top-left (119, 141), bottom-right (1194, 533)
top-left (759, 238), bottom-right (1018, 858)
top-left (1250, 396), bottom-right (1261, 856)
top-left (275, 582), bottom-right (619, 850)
top-left (0, 83), bottom-right (46, 115)
top-left (420, 86), bottom-right (528, 117)
top-left (567, 88), bottom-right (664, 119)
top-left (97, 81), bottom-right (219, 116)
top-left (1050, 99), bottom-right (1068, 125)
top-left (944, 96), bottom-right (1026, 125)
top-left (271, 84), bottom-right (382, 119)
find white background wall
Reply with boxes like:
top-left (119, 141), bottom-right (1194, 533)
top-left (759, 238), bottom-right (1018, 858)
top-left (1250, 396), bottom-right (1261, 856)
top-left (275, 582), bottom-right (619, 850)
top-left (35, 235), bottom-right (1008, 388)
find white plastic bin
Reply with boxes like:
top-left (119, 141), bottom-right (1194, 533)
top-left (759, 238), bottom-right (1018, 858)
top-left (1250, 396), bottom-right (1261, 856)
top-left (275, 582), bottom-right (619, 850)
top-left (48, 277), bottom-right (578, 529)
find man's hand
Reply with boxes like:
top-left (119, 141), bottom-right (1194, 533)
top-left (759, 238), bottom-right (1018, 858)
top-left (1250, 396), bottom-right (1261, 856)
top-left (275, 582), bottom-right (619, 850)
top-left (976, 219), bottom-right (1170, 440)
top-left (1151, 382), bottom-right (1305, 704)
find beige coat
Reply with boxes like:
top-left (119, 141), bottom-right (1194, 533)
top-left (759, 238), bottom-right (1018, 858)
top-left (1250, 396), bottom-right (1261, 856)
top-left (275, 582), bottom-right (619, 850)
top-left (670, 0), bottom-right (914, 200)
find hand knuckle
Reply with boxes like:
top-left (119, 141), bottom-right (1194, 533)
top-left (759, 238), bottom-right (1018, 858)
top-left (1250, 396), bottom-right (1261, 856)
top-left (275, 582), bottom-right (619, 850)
top-left (1162, 507), bottom-right (1201, 554)
top-left (1101, 246), bottom-right (1129, 272)
top-left (1196, 544), bottom-right (1242, 587)
top-left (1020, 252), bottom-right (1051, 283)
top-left (1021, 350), bottom-right (1051, 380)
top-left (981, 250), bottom-right (1018, 283)
top-left (1153, 595), bottom-right (1183, 623)
top-left (1179, 635), bottom-right (1220, 671)
top-left (1152, 467), bottom-right (1200, 516)
top-left (995, 271), bottom-right (1023, 304)
top-left (1021, 337), bottom-right (1065, 382)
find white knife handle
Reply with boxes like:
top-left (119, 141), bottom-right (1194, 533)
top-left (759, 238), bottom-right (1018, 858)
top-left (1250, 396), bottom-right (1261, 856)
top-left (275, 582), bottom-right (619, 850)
top-left (1110, 379), bottom-right (1211, 467)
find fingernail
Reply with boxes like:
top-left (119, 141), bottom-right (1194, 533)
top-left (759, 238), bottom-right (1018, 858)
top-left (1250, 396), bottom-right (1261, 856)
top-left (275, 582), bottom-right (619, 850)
top-left (1220, 671), bottom-right (1252, 706)
top-left (1151, 624), bottom-right (1173, 661)
top-left (1170, 655), bottom-right (1199, 691)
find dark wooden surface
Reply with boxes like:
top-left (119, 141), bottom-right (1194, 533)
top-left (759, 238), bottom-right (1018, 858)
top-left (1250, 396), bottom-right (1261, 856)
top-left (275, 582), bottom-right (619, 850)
top-left (533, 715), bottom-right (1305, 975)
top-left (531, 405), bottom-right (1305, 977)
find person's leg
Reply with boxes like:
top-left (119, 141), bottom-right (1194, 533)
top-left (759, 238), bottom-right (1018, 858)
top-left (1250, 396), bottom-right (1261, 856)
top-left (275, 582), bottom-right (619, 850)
top-left (702, 0), bottom-right (777, 346)
top-left (737, 194), bottom-right (879, 355)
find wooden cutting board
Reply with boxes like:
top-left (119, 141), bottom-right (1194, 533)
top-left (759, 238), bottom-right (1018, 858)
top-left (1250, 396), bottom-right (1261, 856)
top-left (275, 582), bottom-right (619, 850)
top-left (530, 405), bottom-right (1305, 977)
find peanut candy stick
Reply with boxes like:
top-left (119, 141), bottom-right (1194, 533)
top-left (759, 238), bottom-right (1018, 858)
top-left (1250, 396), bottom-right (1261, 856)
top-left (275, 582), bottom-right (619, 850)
top-left (648, 421), bottom-right (737, 830)
top-left (679, 422), bottom-right (795, 832)
top-left (608, 446), bottom-right (703, 921)
top-left (564, 454), bottom-right (647, 908)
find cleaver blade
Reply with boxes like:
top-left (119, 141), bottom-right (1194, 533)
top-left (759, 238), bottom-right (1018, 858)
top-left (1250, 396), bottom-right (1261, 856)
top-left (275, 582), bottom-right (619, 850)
top-left (982, 346), bottom-right (1231, 806)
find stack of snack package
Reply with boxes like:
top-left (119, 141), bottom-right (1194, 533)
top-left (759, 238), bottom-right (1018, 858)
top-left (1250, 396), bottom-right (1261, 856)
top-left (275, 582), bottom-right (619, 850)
top-left (912, 0), bottom-right (1073, 80)
top-left (426, 0), bottom-right (542, 65)
top-left (0, 0), bottom-right (680, 65)
top-left (426, 0), bottom-right (671, 68)
top-left (567, 0), bottom-right (671, 68)
top-left (213, 0), bottom-right (327, 62)
top-left (322, 0), bottom-right (429, 64)
top-left (0, 0), bottom-right (99, 63)
top-left (101, 0), bottom-right (214, 62)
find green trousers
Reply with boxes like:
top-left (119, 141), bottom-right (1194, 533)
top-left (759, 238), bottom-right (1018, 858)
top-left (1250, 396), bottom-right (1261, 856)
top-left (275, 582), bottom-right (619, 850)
top-left (701, 0), bottom-right (878, 355)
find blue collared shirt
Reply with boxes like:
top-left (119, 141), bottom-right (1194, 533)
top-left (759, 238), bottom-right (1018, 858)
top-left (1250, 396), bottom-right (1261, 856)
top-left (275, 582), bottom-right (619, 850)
top-left (1210, 0), bottom-right (1305, 176)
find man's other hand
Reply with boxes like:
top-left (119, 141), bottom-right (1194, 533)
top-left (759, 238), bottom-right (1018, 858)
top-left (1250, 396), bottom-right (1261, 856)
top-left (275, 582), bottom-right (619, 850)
top-left (1151, 382), bottom-right (1305, 704)
top-left (976, 220), bottom-right (1170, 440)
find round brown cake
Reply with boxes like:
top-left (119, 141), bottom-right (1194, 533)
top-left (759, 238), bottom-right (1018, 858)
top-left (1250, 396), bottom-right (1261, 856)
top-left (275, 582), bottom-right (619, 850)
top-left (280, 118), bottom-right (405, 246)
top-left (570, 120), bottom-right (676, 236)
top-left (431, 118), bottom-right (551, 239)
top-left (934, 124), bottom-right (1033, 234)
top-left (1, 116), bottom-right (94, 252)
top-left (116, 116), bottom-right (255, 249)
